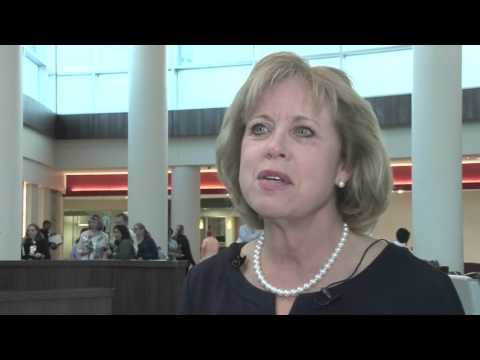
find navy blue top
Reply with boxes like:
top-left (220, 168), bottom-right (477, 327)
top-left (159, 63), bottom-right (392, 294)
top-left (137, 237), bottom-right (159, 260)
top-left (178, 242), bottom-right (464, 315)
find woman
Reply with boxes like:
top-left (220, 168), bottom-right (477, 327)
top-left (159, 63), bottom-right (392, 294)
top-left (178, 52), bottom-right (464, 315)
top-left (111, 225), bottom-right (136, 260)
top-left (76, 215), bottom-right (110, 260)
top-left (71, 228), bottom-right (88, 260)
top-left (134, 223), bottom-right (159, 260)
top-left (168, 227), bottom-right (182, 260)
top-left (174, 224), bottom-right (196, 269)
top-left (21, 224), bottom-right (50, 260)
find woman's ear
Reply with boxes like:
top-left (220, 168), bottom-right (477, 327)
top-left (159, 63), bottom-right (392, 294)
top-left (336, 162), bottom-right (352, 188)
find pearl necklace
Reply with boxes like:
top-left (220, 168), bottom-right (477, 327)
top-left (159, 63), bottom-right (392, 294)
top-left (253, 223), bottom-right (350, 297)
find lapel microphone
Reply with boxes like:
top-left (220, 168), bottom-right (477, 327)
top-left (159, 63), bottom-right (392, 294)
top-left (231, 254), bottom-right (246, 269)
top-left (317, 287), bottom-right (341, 306)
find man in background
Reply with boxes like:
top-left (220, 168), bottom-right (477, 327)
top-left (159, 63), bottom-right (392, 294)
top-left (393, 227), bottom-right (410, 249)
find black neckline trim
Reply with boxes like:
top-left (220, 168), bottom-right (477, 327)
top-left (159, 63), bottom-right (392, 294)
top-left (226, 240), bottom-right (396, 307)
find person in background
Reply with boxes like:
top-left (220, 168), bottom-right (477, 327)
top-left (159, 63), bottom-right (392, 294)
top-left (173, 224), bottom-right (196, 270)
top-left (236, 224), bottom-right (264, 244)
top-left (393, 228), bottom-right (410, 248)
top-left (41, 220), bottom-right (63, 257)
top-left (113, 213), bottom-right (137, 254)
top-left (168, 227), bottom-right (182, 260)
top-left (111, 225), bottom-right (136, 260)
top-left (22, 223), bottom-right (50, 260)
top-left (41, 220), bottom-right (54, 239)
top-left (134, 223), bottom-right (159, 260)
top-left (77, 215), bottom-right (110, 260)
top-left (71, 228), bottom-right (88, 260)
top-left (200, 231), bottom-right (220, 262)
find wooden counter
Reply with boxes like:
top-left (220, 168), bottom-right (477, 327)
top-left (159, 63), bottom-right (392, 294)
top-left (0, 260), bottom-right (188, 314)
top-left (0, 288), bottom-right (113, 314)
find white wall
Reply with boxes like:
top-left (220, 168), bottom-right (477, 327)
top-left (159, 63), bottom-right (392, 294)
top-left (55, 136), bottom-right (217, 170)
top-left (225, 216), bottom-right (237, 246)
top-left (53, 124), bottom-right (480, 171)
top-left (463, 190), bottom-right (480, 263)
top-left (373, 192), bottom-right (413, 245)
top-left (23, 126), bottom-right (55, 167)
top-left (463, 123), bottom-right (480, 155)
top-left (382, 123), bottom-right (480, 159)
top-left (22, 127), bottom-right (64, 192)
top-left (64, 197), bottom-right (127, 211)
top-left (373, 190), bottom-right (480, 263)
top-left (23, 159), bottom-right (64, 192)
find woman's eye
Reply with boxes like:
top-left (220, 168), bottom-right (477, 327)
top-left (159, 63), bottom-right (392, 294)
top-left (294, 126), bottom-right (314, 137)
top-left (250, 123), bottom-right (269, 136)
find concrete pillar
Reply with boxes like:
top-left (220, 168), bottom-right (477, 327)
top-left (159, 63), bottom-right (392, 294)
top-left (52, 191), bottom-right (64, 259)
top-left (412, 45), bottom-right (463, 272)
top-left (225, 216), bottom-right (236, 246)
top-left (171, 166), bottom-right (201, 262)
top-left (0, 45), bottom-right (22, 260)
top-left (25, 183), bottom-right (35, 229)
top-left (37, 186), bottom-right (47, 225)
top-left (128, 46), bottom-right (168, 251)
top-left (53, 191), bottom-right (64, 237)
top-left (28, 184), bottom-right (40, 225)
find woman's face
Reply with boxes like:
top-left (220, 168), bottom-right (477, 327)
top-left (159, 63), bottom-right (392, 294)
top-left (134, 226), bottom-right (144, 238)
top-left (27, 226), bottom-right (38, 239)
top-left (113, 227), bottom-right (122, 241)
top-left (239, 77), bottom-right (348, 223)
top-left (88, 219), bottom-right (98, 231)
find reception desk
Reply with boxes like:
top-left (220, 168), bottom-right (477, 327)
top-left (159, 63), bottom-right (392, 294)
top-left (0, 260), bottom-right (188, 314)
top-left (0, 288), bottom-right (113, 314)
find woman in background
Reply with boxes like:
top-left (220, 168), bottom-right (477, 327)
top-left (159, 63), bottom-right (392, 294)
top-left (77, 215), bottom-right (110, 260)
top-left (22, 223), bottom-right (50, 260)
top-left (174, 224), bottom-right (196, 270)
top-left (134, 223), bottom-right (159, 260)
top-left (111, 225), bottom-right (136, 260)
top-left (71, 228), bottom-right (88, 260)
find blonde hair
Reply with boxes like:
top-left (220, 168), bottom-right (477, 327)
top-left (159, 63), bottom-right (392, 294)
top-left (216, 52), bottom-right (393, 234)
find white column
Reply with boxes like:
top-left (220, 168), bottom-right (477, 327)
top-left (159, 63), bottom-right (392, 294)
top-left (225, 216), bottom-right (236, 246)
top-left (128, 46), bottom-right (168, 251)
top-left (412, 45), bottom-right (463, 272)
top-left (37, 186), bottom-right (47, 225)
top-left (0, 45), bottom-right (22, 260)
top-left (25, 183), bottom-right (35, 228)
top-left (171, 166), bottom-right (201, 262)
top-left (53, 191), bottom-right (64, 237)
top-left (29, 184), bottom-right (40, 225)
top-left (52, 191), bottom-right (64, 259)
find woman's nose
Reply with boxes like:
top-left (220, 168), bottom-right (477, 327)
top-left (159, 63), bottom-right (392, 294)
top-left (265, 130), bottom-right (288, 159)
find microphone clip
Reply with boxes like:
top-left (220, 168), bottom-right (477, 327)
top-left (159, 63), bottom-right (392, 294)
top-left (231, 255), bottom-right (246, 269)
top-left (316, 287), bottom-right (340, 306)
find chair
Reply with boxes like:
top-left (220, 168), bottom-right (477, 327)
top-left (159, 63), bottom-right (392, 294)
top-left (448, 275), bottom-right (480, 315)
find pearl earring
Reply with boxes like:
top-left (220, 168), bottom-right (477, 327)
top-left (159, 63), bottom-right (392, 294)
top-left (338, 180), bottom-right (345, 188)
